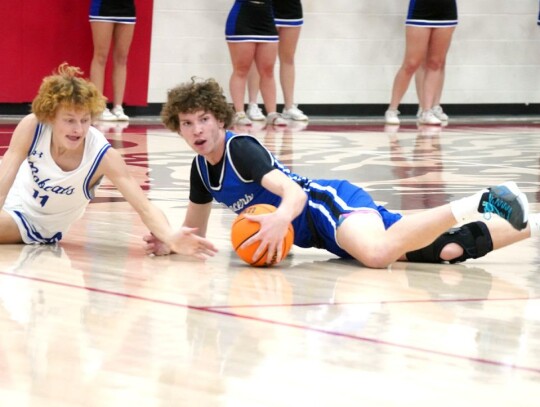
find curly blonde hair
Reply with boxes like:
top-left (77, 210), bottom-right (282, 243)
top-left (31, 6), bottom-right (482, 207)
top-left (31, 63), bottom-right (106, 122)
top-left (161, 77), bottom-right (234, 132)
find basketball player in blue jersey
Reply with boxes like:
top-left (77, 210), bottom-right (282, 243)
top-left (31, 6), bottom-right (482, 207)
top-left (89, 0), bottom-right (136, 121)
top-left (143, 77), bottom-right (540, 269)
top-left (246, 0), bottom-right (308, 122)
top-left (0, 64), bottom-right (217, 259)
top-left (385, 0), bottom-right (457, 126)
top-left (225, 0), bottom-right (287, 127)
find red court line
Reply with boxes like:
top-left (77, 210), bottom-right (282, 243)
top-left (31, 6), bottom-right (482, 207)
top-left (210, 295), bottom-right (538, 309)
top-left (1, 270), bottom-right (539, 374)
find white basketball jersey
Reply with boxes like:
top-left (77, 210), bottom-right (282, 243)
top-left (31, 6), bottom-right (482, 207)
top-left (4, 123), bottom-right (111, 243)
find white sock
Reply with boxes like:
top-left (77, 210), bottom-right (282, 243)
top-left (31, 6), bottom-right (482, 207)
top-left (449, 191), bottom-right (485, 223)
top-left (529, 213), bottom-right (540, 237)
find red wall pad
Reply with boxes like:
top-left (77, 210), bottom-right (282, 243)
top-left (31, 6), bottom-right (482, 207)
top-left (0, 0), bottom-right (153, 106)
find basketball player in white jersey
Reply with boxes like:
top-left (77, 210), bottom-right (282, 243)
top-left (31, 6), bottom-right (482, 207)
top-left (0, 64), bottom-right (217, 259)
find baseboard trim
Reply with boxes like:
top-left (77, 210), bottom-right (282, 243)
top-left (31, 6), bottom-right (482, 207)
top-left (2, 103), bottom-right (540, 117)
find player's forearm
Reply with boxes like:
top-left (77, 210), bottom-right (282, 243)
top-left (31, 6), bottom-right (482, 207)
top-left (182, 201), bottom-right (212, 237)
top-left (276, 183), bottom-right (307, 223)
top-left (138, 205), bottom-right (176, 246)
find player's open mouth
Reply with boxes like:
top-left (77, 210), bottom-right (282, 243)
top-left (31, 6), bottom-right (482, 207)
top-left (67, 135), bottom-right (81, 141)
top-left (194, 139), bottom-right (206, 146)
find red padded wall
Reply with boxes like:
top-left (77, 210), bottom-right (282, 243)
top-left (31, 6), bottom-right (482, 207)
top-left (0, 0), bottom-right (153, 106)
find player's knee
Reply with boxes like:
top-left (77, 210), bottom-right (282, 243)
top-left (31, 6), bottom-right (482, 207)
top-left (439, 242), bottom-right (464, 262)
top-left (357, 246), bottom-right (396, 269)
top-left (406, 221), bottom-right (493, 264)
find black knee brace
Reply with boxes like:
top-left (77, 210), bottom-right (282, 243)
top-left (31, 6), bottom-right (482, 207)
top-left (406, 221), bottom-right (493, 264)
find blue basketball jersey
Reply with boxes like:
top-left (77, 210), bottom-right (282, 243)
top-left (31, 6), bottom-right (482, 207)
top-left (196, 131), bottom-right (402, 258)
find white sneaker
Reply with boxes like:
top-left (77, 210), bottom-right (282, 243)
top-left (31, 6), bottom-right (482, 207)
top-left (384, 109), bottom-right (400, 125)
top-left (98, 108), bottom-right (117, 122)
top-left (266, 112), bottom-right (287, 126)
top-left (246, 103), bottom-right (266, 121)
top-left (112, 105), bottom-right (129, 121)
top-left (234, 112), bottom-right (252, 126)
top-left (417, 107), bottom-right (423, 118)
top-left (432, 105), bottom-right (449, 122)
top-left (418, 109), bottom-right (442, 125)
top-left (282, 104), bottom-right (308, 121)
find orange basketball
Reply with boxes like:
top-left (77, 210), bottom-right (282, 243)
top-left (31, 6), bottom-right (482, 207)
top-left (231, 204), bottom-right (294, 267)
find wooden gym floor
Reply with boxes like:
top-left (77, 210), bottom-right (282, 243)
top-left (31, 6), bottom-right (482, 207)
top-left (0, 117), bottom-right (539, 406)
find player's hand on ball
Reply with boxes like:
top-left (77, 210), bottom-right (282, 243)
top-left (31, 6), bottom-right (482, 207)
top-left (243, 212), bottom-right (290, 264)
top-left (231, 204), bottom-right (294, 267)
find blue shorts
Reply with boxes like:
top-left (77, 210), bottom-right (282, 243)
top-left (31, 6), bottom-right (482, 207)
top-left (291, 179), bottom-right (403, 259)
top-left (4, 209), bottom-right (63, 244)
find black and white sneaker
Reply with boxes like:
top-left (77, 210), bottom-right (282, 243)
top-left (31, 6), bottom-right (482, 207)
top-left (478, 181), bottom-right (529, 231)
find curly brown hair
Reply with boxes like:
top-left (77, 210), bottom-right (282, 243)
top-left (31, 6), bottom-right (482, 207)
top-left (161, 77), bottom-right (234, 132)
top-left (31, 63), bottom-right (106, 122)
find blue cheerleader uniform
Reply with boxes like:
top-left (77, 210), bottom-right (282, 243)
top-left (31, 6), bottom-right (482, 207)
top-left (226, 0), bottom-right (279, 42)
top-left (406, 0), bottom-right (458, 27)
top-left (89, 0), bottom-right (136, 24)
top-left (273, 0), bottom-right (304, 27)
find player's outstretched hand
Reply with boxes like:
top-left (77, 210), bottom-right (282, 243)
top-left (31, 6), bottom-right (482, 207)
top-left (144, 227), bottom-right (218, 259)
top-left (169, 227), bottom-right (218, 260)
top-left (143, 233), bottom-right (172, 256)
top-left (143, 228), bottom-right (218, 259)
